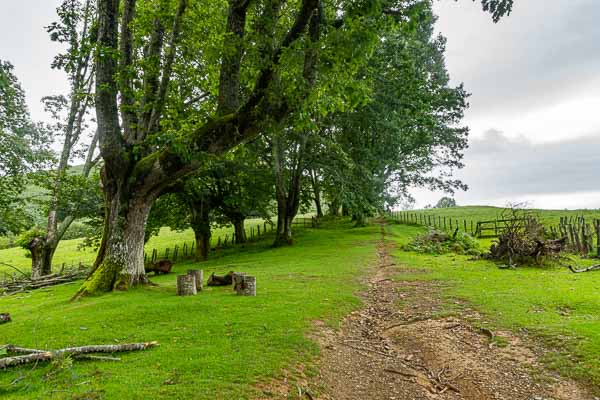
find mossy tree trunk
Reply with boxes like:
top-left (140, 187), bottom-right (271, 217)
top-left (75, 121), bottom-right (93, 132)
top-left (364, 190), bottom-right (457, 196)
top-left (76, 177), bottom-right (154, 296)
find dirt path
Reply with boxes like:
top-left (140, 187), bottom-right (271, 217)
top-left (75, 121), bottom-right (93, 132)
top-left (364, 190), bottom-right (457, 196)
top-left (305, 222), bottom-right (596, 400)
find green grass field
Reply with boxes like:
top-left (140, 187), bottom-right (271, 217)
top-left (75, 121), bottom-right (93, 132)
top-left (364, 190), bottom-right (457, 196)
top-left (0, 219), bottom-right (377, 399)
top-left (386, 220), bottom-right (600, 390)
top-left (0, 219), bottom-right (271, 276)
top-left (1, 216), bottom-right (599, 398)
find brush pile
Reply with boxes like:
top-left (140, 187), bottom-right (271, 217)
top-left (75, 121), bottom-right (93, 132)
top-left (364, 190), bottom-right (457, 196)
top-left (485, 208), bottom-right (565, 266)
top-left (0, 264), bottom-right (89, 296)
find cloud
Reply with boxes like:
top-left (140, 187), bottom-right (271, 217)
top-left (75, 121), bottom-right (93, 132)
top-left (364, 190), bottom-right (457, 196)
top-left (433, 0), bottom-right (600, 144)
top-left (411, 129), bottom-right (600, 209)
top-left (457, 129), bottom-right (600, 199)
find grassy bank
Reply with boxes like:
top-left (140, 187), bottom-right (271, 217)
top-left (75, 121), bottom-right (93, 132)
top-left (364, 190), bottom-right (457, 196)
top-left (386, 220), bottom-right (600, 390)
top-left (0, 219), bottom-right (376, 399)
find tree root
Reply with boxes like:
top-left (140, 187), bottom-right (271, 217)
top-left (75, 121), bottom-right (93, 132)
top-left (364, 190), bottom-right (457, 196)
top-left (0, 341), bottom-right (158, 369)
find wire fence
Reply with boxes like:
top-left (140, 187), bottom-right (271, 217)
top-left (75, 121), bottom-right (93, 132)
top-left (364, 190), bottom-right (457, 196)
top-left (387, 211), bottom-right (600, 257)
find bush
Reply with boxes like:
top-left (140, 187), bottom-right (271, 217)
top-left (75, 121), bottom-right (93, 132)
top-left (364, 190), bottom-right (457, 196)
top-left (15, 227), bottom-right (46, 249)
top-left (404, 228), bottom-right (481, 256)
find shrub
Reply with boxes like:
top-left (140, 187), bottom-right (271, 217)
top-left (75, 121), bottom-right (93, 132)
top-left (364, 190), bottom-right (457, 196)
top-left (404, 228), bottom-right (481, 256)
top-left (15, 227), bottom-right (46, 249)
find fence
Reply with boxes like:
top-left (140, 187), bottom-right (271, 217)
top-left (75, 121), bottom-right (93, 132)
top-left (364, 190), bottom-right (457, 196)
top-left (387, 211), bottom-right (600, 257)
top-left (144, 216), bottom-right (320, 264)
top-left (387, 211), bottom-right (478, 236)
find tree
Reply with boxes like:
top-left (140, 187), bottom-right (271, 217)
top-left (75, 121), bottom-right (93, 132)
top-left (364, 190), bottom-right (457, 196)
top-left (435, 197), bottom-right (457, 208)
top-left (25, 0), bottom-right (99, 279)
top-left (0, 61), bottom-right (52, 236)
top-left (320, 1), bottom-right (473, 224)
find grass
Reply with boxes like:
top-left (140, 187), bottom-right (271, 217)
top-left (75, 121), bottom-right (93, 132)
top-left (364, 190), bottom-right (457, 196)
top-left (0, 219), bottom-right (271, 276)
top-left (386, 220), bottom-right (600, 390)
top-left (0, 219), bottom-right (377, 399)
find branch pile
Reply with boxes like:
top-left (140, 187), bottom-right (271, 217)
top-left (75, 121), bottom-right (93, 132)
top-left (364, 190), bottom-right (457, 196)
top-left (0, 266), bottom-right (89, 296)
top-left (0, 342), bottom-right (158, 368)
top-left (484, 206), bottom-right (566, 267)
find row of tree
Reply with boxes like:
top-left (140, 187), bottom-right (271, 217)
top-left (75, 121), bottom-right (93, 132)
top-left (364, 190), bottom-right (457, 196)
top-left (0, 0), bottom-right (513, 296)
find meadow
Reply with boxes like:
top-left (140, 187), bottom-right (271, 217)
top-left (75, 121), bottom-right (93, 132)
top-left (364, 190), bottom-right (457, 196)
top-left (1, 211), bottom-right (599, 398)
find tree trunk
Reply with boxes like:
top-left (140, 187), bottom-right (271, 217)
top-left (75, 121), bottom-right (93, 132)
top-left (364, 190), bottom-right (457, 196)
top-left (28, 238), bottom-right (45, 280)
top-left (342, 204), bottom-right (350, 217)
top-left (191, 206), bottom-right (211, 261)
top-left (75, 187), bottom-right (153, 297)
top-left (233, 217), bottom-right (247, 244)
top-left (310, 169), bottom-right (323, 218)
top-left (328, 198), bottom-right (340, 216)
top-left (273, 198), bottom-right (295, 247)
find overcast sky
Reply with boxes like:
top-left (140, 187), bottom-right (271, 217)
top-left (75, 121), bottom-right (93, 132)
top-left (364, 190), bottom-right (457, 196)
top-left (1, 1), bottom-right (599, 209)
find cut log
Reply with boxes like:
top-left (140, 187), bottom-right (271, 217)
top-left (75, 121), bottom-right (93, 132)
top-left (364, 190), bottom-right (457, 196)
top-left (0, 313), bottom-right (11, 324)
top-left (145, 260), bottom-right (173, 275)
top-left (206, 271), bottom-right (234, 286)
top-left (232, 272), bottom-right (246, 292)
top-left (235, 275), bottom-right (256, 296)
top-left (0, 342), bottom-right (157, 368)
top-left (187, 269), bottom-right (203, 291)
top-left (176, 275), bottom-right (197, 296)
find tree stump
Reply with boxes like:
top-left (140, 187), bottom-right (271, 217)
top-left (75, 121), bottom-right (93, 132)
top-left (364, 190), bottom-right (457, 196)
top-left (187, 269), bottom-right (203, 291)
top-left (234, 275), bottom-right (256, 296)
top-left (232, 272), bottom-right (246, 292)
top-left (176, 275), bottom-right (197, 296)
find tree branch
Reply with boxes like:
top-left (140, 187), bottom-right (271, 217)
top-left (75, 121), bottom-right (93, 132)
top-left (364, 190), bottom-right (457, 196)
top-left (217, 0), bottom-right (251, 115)
top-left (96, 0), bottom-right (126, 171)
top-left (147, 0), bottom-right (188, 133)
top-left (120, 0), bottom-right (138, 141)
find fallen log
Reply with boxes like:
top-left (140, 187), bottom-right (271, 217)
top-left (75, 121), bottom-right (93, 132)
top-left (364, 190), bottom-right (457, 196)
top-left (568, 264), bottom-right (600, 273)
top-left (0, 341), bottom-right (158, 369)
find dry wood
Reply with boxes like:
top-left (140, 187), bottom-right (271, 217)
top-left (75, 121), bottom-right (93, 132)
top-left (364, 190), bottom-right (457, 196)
top-left (187, 269), bottom-right (203, 291)
top-left (568, 264), bottom-right (600, 273)
top-left (1, 268), bottom-right (88, 296)
top-left (0, 342), bottom-right (157, 369)
top-left (176, 275), bottom-right (196, 296)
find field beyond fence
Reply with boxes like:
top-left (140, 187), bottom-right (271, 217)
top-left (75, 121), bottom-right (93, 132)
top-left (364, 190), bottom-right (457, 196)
top-left (388, 206), bottom-right (600, 257)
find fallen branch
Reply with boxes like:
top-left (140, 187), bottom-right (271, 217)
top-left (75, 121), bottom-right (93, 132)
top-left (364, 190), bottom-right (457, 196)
top-left (0, 267), bottom-right (88, 296)
top-left (0, 342), bottom-right (158, 369)
top-left (568, 264), bottom-right (600, 273)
